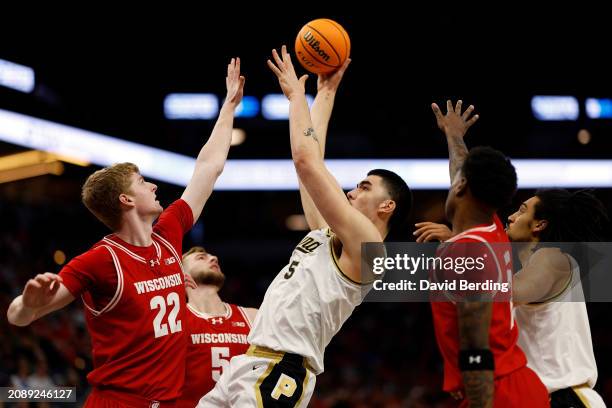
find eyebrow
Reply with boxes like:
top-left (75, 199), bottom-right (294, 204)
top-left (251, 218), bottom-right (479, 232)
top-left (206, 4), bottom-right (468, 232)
top-left (520, 202), bottom-right (527, 210)
top-left (358, 180), bottom-right (372, 188)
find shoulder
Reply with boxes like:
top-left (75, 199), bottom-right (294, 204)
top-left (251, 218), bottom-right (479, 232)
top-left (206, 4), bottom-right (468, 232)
top-left (530, 247), bottom-right (570, 274)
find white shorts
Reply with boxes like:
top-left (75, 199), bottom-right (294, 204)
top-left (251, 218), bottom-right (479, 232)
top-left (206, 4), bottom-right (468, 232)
top-left (197, 346), bottom-right (316, 408)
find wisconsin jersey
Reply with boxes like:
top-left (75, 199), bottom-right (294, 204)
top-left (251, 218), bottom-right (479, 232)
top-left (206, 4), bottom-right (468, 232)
top-left (178, 303), bottom-right (252, 408)
top-left (59, 199), bottom-right (193, 403)
top-left (516, 254), bottom-right (599, 393)
top-left (431, 215), bottom-right (528, 392)
top-left (248, 228), bottom-right (368, 375)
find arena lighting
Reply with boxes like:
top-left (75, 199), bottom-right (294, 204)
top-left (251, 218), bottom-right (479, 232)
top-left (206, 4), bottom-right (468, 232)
top-left (0, 58), bottom-right (35, 93)
top-left (235, 96), bottom-right (259, 118)
top-left (2, 108), bottom-right (612, 189)
top-left (531, 96), bottom-right (579, 121)
top-left (586, 98), bottom-right (612, 119)
top-left (262, 94), bottom-right (314, 119)
top-left (164, 93), bottom-right (219, 119)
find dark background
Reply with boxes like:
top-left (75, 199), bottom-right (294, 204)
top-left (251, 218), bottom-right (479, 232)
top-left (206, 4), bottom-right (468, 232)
top-left (1, 8), bottom-right (611, 407)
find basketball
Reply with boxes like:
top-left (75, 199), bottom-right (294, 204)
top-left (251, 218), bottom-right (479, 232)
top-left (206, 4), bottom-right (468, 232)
top-left (294, 18), bottom-right (351, 74)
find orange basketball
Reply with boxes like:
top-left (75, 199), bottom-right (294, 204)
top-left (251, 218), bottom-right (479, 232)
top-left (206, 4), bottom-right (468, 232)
top-left (294, 18), bottom-right (351, 74)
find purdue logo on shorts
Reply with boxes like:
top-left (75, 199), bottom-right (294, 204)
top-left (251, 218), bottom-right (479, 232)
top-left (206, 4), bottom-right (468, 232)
top-left (256, 353), bottom-right (307, 407)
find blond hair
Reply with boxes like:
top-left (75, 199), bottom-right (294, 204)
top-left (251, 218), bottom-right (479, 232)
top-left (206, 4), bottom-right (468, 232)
top-left (81, 162), bottom-right (139, 231)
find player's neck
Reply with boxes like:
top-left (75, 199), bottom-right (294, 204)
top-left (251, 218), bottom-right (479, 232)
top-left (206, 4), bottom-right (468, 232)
top-left (517, 241), bottom-right (538, 266)
top-left (451, 204), bottom-right (493, 235)
top-left (188, 286), bottom-right (225, 315)
top-left (114, 213), bottom-right (155, 246)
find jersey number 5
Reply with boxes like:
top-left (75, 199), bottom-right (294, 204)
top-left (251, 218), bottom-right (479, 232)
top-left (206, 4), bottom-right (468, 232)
top-left (211, 346), bottom-right (230, 382)
top-left (150, 292), bottom-right (182, 338)
top-left (284, 261), bottom-right (300, 279)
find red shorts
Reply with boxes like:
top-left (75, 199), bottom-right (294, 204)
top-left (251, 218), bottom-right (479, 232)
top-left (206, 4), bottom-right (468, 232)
top-left (84, 388), bottom-right (177, 408)
top-left (458, 366), bottom-right (549, 407)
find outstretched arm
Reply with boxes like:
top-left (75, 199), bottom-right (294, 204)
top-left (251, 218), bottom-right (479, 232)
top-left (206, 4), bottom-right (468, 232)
top-left (267, 46), bottom-right (380, 281)
top-left (181, 58), bottom-right (245, 224)
top-left (299, 59), bottom-right (351, 230)
top-left (431, 100), bottom-right (479, 181)
top-left (7, 273), bottom-right (75, 326)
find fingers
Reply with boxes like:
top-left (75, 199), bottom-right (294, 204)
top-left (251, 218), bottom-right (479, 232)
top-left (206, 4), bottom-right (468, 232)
top-left (446, 99), bottom-right (453, 114)
top-left (266, 59), bottom-right (282, 76)
top-left (298, 74), bottom-right (309, 86)
top-left (431, 103), bottom-right (444, 121)
top-left (271, 48), bottom-right (284, 68)
top-left (336, 57), bottom-right (351, 76)
top-left (455, 99), bottom-right (463, 114)
top-left (461, 104), bottom-right (475, 120)
top-left (466, 114), bottom-right (480, 127)
top-left (414, 222), bottom-right (435, 228)
top-left (227, 58), bottom-right (234, 78)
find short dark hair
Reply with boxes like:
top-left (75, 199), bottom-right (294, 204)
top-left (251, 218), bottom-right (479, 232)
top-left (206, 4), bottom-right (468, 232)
top-left (534, 189), bottom-right (609, 242)
top-left (462, 146), bottom-right (517, 210)
top-left (367, 169), bottom-right (413, 240)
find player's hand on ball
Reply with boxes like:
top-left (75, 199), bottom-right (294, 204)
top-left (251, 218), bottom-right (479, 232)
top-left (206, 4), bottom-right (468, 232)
top-left (317, 58), bottom-right (351, 94)
top-left (267, 45), bottom-right (308, 100)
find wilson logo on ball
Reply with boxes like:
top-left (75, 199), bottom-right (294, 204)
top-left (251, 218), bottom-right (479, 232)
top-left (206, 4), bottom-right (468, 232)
top-left (294, 18), bottom-right (350, 74)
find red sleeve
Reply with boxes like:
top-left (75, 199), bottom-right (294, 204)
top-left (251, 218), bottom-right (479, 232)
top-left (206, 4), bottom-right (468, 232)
top-left (58, 247), bottom-right (116, 298)
top-left (153, 199), bottom-right (194, 254)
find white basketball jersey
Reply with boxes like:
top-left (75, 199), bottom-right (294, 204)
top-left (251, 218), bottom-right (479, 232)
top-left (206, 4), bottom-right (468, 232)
top-left (515, 254), bottom-right (599, 393)
top-left (248, 228), bottom-right (368, 374)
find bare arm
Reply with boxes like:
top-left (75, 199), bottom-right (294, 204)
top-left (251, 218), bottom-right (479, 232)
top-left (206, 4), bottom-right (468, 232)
top-left (299, 59), bottom-right (351, 230)
top-left (181, 58), bottom-right (245, 224)
top-left (268, 46), bottom-right (381, 280)
top-left (431, 100), bottom-right (479, 181)
top-left (457, 301), bottom-right (494, 408)
top-left (7, 273), bottom-right (75, 326)
top-left (513, 248), bottom-right (571, 304)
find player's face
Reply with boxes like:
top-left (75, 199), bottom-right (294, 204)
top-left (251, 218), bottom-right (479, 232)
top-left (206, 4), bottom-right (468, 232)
top-left (346, 175), bottom-right (391, 221)
top-left (506, 196), bottom-right (540, 242)
top-left (183, 250), bottom-right (225, 287)
top-left (126, 172), bottom-right (163, 216)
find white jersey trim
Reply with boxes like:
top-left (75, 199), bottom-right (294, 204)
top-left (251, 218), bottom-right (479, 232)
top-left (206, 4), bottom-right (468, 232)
top-left (82, 245), bottom-right (124, 317)
top-left (102, 236), bottom-right (147, 264)
top-left (237, 306), bottom-right (252, 328)
top-left (446, 223), bottom-right (497, 242)
top-left (152, 232), bottom-right (184, 271)
top-left (187, 302), bottom-right (232, 320)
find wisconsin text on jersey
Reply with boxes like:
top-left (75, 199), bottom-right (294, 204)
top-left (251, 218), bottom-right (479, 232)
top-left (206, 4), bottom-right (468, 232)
top-left (190, 333), bottom-right (249, 344)
top-left (133, 273), bottom-right (183, 294)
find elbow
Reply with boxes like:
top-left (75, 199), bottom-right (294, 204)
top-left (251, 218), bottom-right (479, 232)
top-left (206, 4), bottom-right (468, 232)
top-left (293, 149), bottom-right (319, 175)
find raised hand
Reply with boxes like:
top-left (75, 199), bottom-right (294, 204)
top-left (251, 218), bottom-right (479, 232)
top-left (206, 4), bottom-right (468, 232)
top-left (225, 57), bottom-right (245, 105)
top-left (22, 273), bottom-right (63, 309)
top-left (413, 222), bottom-right (454, 243)
top-left (432, 100), bottom-right (479, 139)
top-left (267, 45), bottom-right (308, 100)
top-left (317, 58), bottom-right (351, 94)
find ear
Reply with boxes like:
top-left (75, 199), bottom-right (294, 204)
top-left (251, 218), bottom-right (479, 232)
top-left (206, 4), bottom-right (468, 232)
top-left (455, 177), bottom-right (468, 197)
top-left (119, 193), bottom-right (135, 208)
top-left (378, 199), bottom-right (396, 216)
top-left (532, 219), bottom-right (548, 233)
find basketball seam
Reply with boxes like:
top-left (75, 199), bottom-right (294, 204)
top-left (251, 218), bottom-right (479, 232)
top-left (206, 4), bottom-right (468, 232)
top-left (305, 23), bottom-right (342, 65)
top-left (322, 19), bottom-right (349, 59)
top-left (298, 36), bottom-right (338, 69)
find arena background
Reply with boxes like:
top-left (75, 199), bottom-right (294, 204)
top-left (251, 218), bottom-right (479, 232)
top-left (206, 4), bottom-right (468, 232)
top-left (1, 8), bottom-right (611, 407)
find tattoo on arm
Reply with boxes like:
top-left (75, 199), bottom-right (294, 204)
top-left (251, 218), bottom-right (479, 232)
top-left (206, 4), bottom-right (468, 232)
top-left (303, 127), bottom-right (320, 144)
top-left (447, 135), bottom-right (469, 180)
top-left (462, 371), bottom-right (494, 408)
top-left (458, 302), bottom-right (493, 407)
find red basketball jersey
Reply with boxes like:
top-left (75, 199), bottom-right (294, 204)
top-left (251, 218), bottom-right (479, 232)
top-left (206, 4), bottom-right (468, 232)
top-left (177, 303), bottom-right (252, 407)
top-left (59, 200), bottom-right (193, 403)
top-left (430, 215), bottom-right (527, 393)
